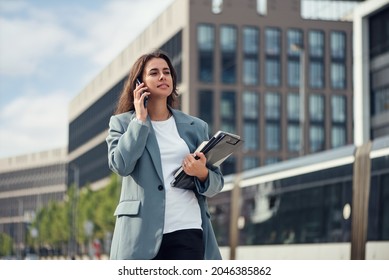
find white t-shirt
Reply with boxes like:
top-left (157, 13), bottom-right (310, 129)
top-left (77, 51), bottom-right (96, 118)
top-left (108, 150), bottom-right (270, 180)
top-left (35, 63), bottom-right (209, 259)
top-left (151, 116), bottom-right (202, 234)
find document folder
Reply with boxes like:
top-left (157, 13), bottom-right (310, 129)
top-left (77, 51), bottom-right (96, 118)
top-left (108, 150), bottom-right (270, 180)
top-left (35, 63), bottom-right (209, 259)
top-left (171, 131), bottom-right (243, 190)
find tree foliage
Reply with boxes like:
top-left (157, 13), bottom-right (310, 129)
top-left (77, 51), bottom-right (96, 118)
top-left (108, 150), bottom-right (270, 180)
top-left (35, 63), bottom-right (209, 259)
top-left (0, 232), bottom-right (13, 257)
top-left (28, 174), bottom-right (120, 256)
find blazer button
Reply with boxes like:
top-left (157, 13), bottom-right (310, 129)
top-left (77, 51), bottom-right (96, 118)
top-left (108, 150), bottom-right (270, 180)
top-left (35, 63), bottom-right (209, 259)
top-left (158, 185), bottom-right (164, 191)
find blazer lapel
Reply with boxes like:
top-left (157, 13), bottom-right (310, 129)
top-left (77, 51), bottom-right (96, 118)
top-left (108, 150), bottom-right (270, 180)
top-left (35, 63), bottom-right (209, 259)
top-left (144, 119), bottom-right (165, 184)
top-left (127, 112), bottom-right (164, 184)
top-left (172, 109), bottom-right (198, 153)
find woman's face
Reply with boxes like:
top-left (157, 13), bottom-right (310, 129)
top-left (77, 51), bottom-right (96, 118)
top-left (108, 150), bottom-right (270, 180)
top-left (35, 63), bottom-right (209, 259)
top-left (142, 58), bottom-right (173, 99)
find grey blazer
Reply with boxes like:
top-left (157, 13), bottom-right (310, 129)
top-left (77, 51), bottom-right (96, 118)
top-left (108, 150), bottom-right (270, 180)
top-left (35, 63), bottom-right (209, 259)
top-left (106, 108), bottom-right (224, 260)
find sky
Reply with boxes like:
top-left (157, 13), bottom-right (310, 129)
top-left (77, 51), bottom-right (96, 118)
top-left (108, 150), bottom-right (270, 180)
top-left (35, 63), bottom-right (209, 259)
top-left (0, 0), bottom-right (175, 159)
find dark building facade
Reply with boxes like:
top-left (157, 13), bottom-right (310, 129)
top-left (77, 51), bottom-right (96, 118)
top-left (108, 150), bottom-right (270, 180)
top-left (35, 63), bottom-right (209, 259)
top-left (368, 4), bottom-right (389, 138)
top-left (353, 0), bottom-right (389, 145)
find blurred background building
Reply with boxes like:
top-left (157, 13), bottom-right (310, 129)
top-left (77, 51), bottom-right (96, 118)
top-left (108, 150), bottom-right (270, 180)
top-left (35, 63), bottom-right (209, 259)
top-left (0, 148), bottom-right (67, 258)
top-left (1, 0), bottom-right (388, 259)
top-left (67, 0), bottom-right (358, 189)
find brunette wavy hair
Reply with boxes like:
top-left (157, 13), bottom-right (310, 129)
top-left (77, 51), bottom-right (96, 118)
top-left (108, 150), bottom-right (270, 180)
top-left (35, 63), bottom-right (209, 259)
top-left (114, 50), bottom-right (179, 115)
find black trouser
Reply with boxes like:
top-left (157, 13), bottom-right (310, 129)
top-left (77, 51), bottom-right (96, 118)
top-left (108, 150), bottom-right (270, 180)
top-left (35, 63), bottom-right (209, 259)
top-left (153, 229), bottom-right (204, 260)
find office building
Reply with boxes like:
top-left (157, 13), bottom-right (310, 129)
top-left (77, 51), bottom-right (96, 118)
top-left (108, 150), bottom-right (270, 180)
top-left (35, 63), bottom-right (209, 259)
top-left (0, 148), bottom-right (67, 255)
top-left (353, 0), bottom-right (389, 145)
top-left (68, 0), bottom-right (359, 189)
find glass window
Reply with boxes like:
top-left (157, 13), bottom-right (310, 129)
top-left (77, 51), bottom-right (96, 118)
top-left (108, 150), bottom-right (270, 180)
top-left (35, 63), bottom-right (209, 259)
top-left (243, 91), bottom-right (259, 151)
top-left (199, 90), bottom-right (214, 135)
top-left (221, 156), bottom-right (236, 175)
top-left (287, 93), bottom-right (300, 121)
top-left (287, 29), bottom-right (303, 56)
top-left (221, 91), bottom-right (236, 133)
top-left (265, 92), bottom-right (281, 120)
top-left (369, 7), bottom-right (389, 58)
top-left (243, 26), bottom-right (259, 86)
top-left (331, 95), bottom-right (346, 123)
top-left (197, 24), bottom-right (215, 82)
top-left (369, 156), bottom-right (389, 241)
top-left (287, 59), bottom-right (300, 87)
top-left (244, 122), bottom-right (259, 151)
top-left (332, 126), bottom-right (346, 148)
top-left (266, 123), bottom-right (280, 151)
top-left (222, 53), bottom-right (236, 84)
top-left (265, 28), bottom-right (281, 55)
top-left (265, 58), bottom-right (281, 86)
top-left (243, 58), bottom-right (259, 85)
top-left (198, 24), bottom-right (214, 51)
top-left (265, 157), bottom-right (280, 165)
top-left (373, 86), bottom-right (389, 115)
top-left (309, 94), bottom-right (324, 122)
top-left (237, 173), bottom-right (353, 245)
top-left (310, 125), bottom-right (325, 152)
top-left (243, 156), bottom-right (259, 170)
top-left (221, 25), bottom-right (237, 52)
top-left (243, 27), bottom-right (259, 54)
top-left (221, 25), bottom-right (237, 84)
top-left (309, 30), bottom-right (324, 58)
top-left (288, 124), bottom-right (300, 152)
top-left (309, 61), bottom-right (324, 88)
top-left (331, 31), bottom-right (346, 60)
top-left (243, 91), bottom-right (259, 119)
top-left (331, 62), bottom-right (346, 89)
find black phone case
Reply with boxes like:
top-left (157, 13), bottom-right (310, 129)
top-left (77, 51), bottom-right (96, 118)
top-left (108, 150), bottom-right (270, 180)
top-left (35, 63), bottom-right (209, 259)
top-left (136, 78), bottom-right (148, 108)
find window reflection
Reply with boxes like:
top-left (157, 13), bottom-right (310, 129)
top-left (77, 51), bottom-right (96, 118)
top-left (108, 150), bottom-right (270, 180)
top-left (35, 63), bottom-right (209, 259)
top-left (265, 28), bottom-right (281, 55)
top-left (309, 61), bottom-right (324, 88)
top-left (243, 91), bottom-right (259, 151)
top-left (310, 125), bottom-right (325, 152)
top-left (221, 25), bottom-right (237, 84)
top-left (331, 31), bottom-right (346, 60)
top-left (221, 91), bottom-right (236, 133)
top-left (265, 92), bottom-right (281, 151)
top-left (331, 95), bottom-right (347, 148)
top-left (309, 30), bottom-right (324, 58)
top-left (331, 63), bottom-right (346, 89)
top-left (237, 167), bottom-right (352, 245)
top-left (288, 60), bottom-right (300, 87)
top-left (266, 58), bottom-right (281, 86)
top-left (243, 156), bottom-right (259, 170)
top-left (197, 24), bottom-right (215, 82)
top-left (198, 90), bottom-right (214, 136)
top-left (310, 94), bottom-right (324, 121)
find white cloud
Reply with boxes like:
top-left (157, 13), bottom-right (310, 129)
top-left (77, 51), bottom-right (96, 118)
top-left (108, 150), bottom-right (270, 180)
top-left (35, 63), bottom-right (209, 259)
top-left (0, 0), bottom-right (175, 158)
top-left (0, 5), bottom-right (73, 76)
top-left (0, 91), bottom-right (69, 158)
top-left (66, 0), bottom-right (174, 66)
top-left (0, 0), bottom-right (174, 76)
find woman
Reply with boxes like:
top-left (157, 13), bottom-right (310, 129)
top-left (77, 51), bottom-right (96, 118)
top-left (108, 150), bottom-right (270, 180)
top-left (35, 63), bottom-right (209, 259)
top-left (106, 50), bottom-right (224, 260)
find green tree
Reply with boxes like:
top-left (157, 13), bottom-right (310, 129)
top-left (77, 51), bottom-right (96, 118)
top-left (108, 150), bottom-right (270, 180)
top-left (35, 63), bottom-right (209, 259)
top-left (0, 232), bottom-right (13, 257)
top-left (28, 173), bottom-right (121, 257)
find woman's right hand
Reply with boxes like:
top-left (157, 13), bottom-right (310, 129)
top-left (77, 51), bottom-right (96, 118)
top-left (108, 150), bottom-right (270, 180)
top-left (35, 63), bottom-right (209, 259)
top-left (133, 82), bottom-right (150, 122)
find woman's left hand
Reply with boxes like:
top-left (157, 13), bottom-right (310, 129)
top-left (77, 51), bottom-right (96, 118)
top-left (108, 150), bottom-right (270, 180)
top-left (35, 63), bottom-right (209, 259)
top-left (182, 152), bottom-right (209, 182)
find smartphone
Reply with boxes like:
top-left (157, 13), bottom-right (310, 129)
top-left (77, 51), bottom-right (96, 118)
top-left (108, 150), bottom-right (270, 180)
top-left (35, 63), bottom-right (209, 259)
top-left (136, 78), bottom-right (148, 108)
